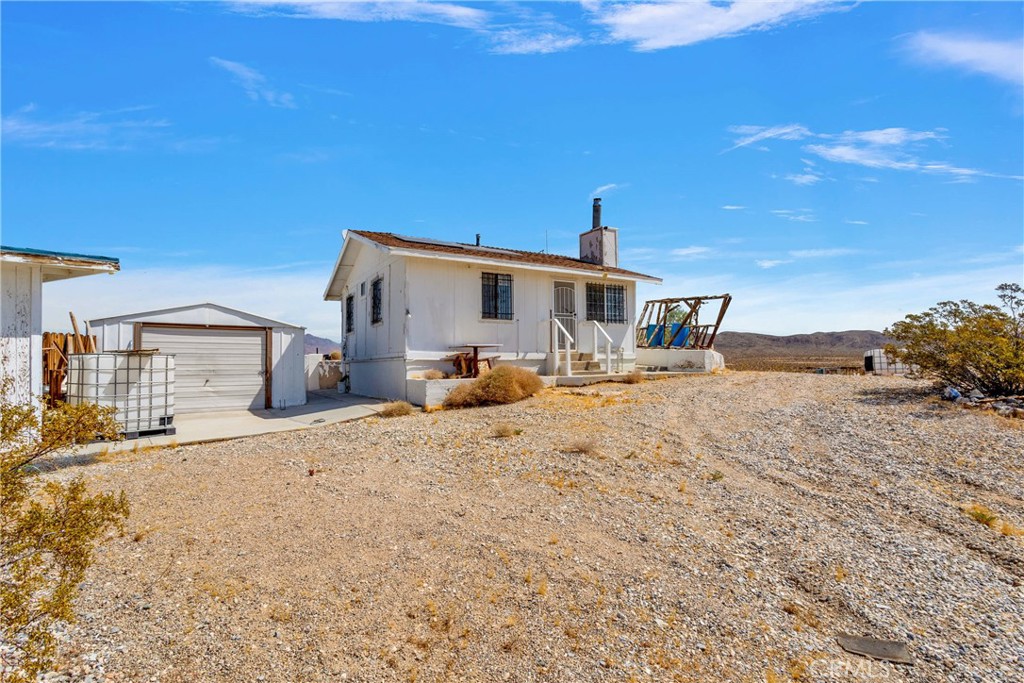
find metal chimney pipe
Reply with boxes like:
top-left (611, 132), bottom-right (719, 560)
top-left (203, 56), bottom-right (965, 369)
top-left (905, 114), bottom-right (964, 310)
top-left (592, 197), bottom-right (602, 230)
top-left (475, 233), bottom-right (481, 246)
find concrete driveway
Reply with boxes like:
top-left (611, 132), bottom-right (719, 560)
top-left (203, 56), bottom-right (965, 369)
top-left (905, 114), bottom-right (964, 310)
top-left (72, 390), bottom-right (387, 456)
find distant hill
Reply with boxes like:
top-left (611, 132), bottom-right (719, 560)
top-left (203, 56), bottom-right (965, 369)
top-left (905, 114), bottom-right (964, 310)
top-left (305, 333), bottom-right (340, 355)
top-left (714, 330), bottom-right (892, 358)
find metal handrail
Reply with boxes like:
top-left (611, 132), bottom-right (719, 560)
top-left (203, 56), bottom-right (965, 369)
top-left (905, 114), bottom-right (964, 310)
top-left (550, 317), bottom-right (575, 377)
top-left (583, 320), bottom-right (613, 373)
top-left (552, 317), bottom-right (575, 345)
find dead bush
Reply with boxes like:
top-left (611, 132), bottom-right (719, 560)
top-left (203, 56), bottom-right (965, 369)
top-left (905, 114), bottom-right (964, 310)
top-left (491, 423), bottom-right (522, 438)
top-left (443, 366), bottom-right (544, 408)
top-left (379, 401), bottom-right (415, 418)
top-left (621, 369), bottom-right (644, 384)
top-left (561, 438), bottom-right (597, 455)
top-left (422, 369), bottom-right (445, 380)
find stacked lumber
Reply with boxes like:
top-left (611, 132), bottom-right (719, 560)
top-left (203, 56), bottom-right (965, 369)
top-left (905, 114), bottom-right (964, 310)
top-left (42, 321), bottom-right (98, 405)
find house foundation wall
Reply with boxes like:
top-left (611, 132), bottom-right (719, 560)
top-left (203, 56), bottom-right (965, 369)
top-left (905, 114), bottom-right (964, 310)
top-left (348, 358), bottom-right (408, 401)
top-left (636, 348), bottom-right (724, 372)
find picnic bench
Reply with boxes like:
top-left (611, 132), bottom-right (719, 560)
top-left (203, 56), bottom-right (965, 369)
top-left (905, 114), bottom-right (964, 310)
top-left (446, 343), bottom-right (502, 378)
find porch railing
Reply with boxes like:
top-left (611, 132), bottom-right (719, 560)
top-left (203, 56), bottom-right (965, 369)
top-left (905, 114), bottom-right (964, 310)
top-left (549, 317), bottom-right (575, 377)
top-left (583, 320), bottom-right (613, 374)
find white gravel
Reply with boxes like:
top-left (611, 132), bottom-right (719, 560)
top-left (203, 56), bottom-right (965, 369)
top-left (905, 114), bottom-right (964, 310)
top-left (31, 372), bottom-right (1024, 682)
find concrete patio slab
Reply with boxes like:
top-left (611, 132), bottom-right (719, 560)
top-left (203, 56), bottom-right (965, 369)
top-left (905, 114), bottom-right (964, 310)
top-left (71, 390), bottom-right (387, 455)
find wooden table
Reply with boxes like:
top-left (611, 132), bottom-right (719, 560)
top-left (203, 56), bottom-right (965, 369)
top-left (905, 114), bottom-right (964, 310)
top-left (450, 343), bottom-right (502, 378)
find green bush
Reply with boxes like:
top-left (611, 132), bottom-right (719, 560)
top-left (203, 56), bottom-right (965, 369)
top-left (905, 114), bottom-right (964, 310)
top-left (443, 366), bottom-right (544, 408)
top-left (885, 283), bottom-right (1024, 395)
top-left (1, 380), bottom-right (129, 681)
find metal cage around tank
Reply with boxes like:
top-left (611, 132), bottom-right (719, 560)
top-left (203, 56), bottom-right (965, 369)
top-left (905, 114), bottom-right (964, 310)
top-left (66, 352), bottom-right (175, 437)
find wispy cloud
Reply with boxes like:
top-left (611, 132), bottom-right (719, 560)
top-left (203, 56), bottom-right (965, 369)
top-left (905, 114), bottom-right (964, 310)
top-left (589, 182), bottom-right (622, 198)
top-left (845, 219), bottom-right (869, 225)
top-left (587, 0), bottom-right (842, 52)
top-left (209, 57), bottom-right (296, 108)
top-left (232, 1), bottom-right (580, 55)
top-left (771, 208), bottom-right (817, 223)
top-left (789, 248), bottom-right (859, 258)
top-left (729, 123), bottom-right (1021, 182)
top-left (784, 172), bottom-right (823, 186)
top-left (905, 31), bottom-right (1024, 86)
top-left (721, 205), bottom-right (746, 211)
top-left (671, 246), bottom-right (712, 259)
top-left (490, 29), bottom-right (582, 54)
top-left (232, 1), bottom-right (489, 29)
top-left (2, 105), bottom-right (178, 151)
top-left (754, 246), bottom-right (858, 268)
top-left (756, 259), bottom-right (792, 269)
top-left (725, 123), bottom-right (814, 151)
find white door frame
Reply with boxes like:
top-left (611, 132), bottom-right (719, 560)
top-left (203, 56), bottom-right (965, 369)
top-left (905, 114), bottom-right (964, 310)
top-left (552, 280), bottom-right (577, 351)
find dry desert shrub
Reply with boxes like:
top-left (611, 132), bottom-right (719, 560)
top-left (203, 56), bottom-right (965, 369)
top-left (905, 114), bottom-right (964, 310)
top-left (443, 366), bottom-right (544, 408)
top-left (491, 423), bottom-right (522, 438)
top-left (560, 438), bottom-right (597, 455)
top-left (379, 401), bottom-right (415, 418)
top-left (422, 369), bottom-right (445, 380)
top-left (621, 369), bottom-right (644, 384)
top-left (964, 503), bottom-right (999, 528)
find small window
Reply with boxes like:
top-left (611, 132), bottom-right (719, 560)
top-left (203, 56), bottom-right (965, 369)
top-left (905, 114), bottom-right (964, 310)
top-left (586, 283), bottom-right (606, 323)
top-left (345, 295), bottom-right (355, 334)
top-left (360, 281), bottom-right (367, 296)
top-left (481, 272), bottom-right (513, 320)
top-left (586, 283), bottom-right (626, 324)
top-left (371, 277), bottom-right (383, 324)
top-left (606, 285), bottom-right (626, 324)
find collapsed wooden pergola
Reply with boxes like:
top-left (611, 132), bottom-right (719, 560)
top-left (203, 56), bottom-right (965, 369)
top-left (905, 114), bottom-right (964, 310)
top-left (636, 294), bottom-right (732, 350)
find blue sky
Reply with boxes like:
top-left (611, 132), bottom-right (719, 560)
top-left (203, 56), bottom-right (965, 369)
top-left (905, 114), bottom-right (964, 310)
top-left (3, 1), bottom-right (1022, 338)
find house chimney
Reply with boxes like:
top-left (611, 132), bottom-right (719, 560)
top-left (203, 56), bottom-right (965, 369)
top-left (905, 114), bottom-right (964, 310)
top-left (580, 199), bottom-right (618, 268)
top-left (475, 233), bottom-right (481, 246)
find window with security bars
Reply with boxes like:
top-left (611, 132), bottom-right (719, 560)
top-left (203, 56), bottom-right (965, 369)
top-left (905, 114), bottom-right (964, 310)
top-left (371, 277), bottom-right (383, 324)
top-left (345, 295), bottom-right (355, 333)
top-left (481, 273), bottom-right (513, 320)
top-left (586, 283), bottom-right (626, 324)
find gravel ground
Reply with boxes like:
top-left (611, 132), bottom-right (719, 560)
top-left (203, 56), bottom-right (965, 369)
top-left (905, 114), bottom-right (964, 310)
top-left (35, 372), bottom-right (1024, 682)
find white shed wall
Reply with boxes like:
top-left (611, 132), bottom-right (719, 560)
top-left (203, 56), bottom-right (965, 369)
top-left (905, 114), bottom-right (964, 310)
top-left (0, 262), bottom-right (42, 405)
top-left (90, 304), bottom-right (305, 410)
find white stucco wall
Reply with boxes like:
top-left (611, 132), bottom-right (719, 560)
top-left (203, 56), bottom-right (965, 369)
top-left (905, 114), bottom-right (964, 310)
top-left (348, 358), bottom-right (408, 401)
top-left (0, 262), bottom-right (42, 405)
top-left (89, 304), bottom-right (306, 409)
top-left (339, 245), bottom-right (407, 363)
top-left (404, 257), bottom-right (638, 361)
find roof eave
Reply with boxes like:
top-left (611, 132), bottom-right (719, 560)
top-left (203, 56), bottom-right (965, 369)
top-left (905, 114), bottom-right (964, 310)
top-left (390, 247), bottom-right (661, 283)
top-left (2, 249), bottom-right (120, 283)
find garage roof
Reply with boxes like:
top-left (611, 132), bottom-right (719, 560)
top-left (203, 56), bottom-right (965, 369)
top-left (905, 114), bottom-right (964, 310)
top-left (88, 302), bottom-right (304, 330)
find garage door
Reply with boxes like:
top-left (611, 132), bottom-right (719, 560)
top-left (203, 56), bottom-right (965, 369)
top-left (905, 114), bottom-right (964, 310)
top-left (141, 326), bottom-right (266, 413)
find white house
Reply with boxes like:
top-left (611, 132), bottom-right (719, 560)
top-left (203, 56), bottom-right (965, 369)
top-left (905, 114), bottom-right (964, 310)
top-left (89, 303), bottom-right (306, 413)
top-left (1, 246), bottom-right (119, 406)
top-left (323, 200), bottom-right (662, 401)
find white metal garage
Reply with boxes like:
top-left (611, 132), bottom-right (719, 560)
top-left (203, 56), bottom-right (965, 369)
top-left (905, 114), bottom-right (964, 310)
top-left (89, 303), bottom-right (306, 414)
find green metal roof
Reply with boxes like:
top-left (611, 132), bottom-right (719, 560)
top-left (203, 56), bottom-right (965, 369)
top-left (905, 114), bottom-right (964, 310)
top-left (1, 245), bottom-right (120, 265)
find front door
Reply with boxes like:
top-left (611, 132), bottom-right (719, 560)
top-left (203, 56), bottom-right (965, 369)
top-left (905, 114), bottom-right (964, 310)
top-left (553, 281), bottom-right (577, 350)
